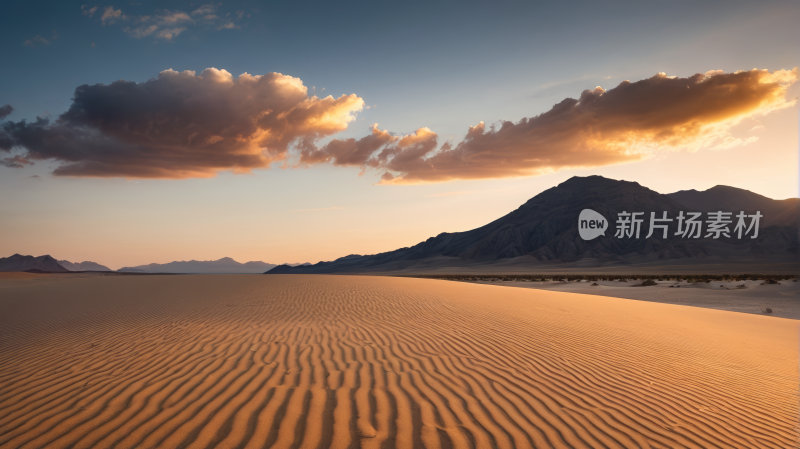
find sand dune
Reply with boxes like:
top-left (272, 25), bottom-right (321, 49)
top-left (0, 274), bottom-right (797, 448)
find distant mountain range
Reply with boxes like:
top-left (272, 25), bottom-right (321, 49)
top-left (1, 255), bottom-right (305, 274)
top-left (0, 254), bottom-right (70, 272)
top-left (118, 257), bottom-right (281, 274)
top-left (0, 255), bottom-right (112, 272)
top-left (268, 176), bottom-right (799, 274)
top-left (58, 260), bottom-right (112, 271)
top-left (4, 176), bottom-right (796, 275)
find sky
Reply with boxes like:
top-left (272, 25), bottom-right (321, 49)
top-left (0, 0), bottom-right (798, 269)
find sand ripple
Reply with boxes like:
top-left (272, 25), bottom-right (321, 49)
top-left (0, 274), bottom-right (797, 448)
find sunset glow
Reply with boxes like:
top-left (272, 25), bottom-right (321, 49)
top-left (0, 0), bottom-right (797, 269)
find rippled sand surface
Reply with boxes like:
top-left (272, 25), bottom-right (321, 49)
top-left (0, 274), bottom-right (797, 448)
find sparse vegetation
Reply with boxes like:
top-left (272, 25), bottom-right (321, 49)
top-left (640, 279), bottom-right (657, 286)
top-left (398, 274), bottom-right (796, 283)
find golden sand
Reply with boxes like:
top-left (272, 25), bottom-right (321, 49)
top-left (0, 274), bottom-right (797, 448)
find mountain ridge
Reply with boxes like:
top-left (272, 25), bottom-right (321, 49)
top-left (118, 257), bottom-right (279, 274)
top-left (267, 176), bottom-right (798, 274)
top-left (666, 185), bottom-right (798, 227)
top-left (58, 260), bottom-right (112, 272)
top-left (0, 254), bottom-right (70, 272)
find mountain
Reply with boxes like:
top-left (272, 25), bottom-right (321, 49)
top-left (667, 185), bottom-right (799, 227)
top-left (118, 257), bottom-right (278, 274)
top-left (267, 176), bottom-right (798, 274)
top-left (57, 260), bottom-right (112, 272)
top-left (0, 254), bottom-right (70, 272)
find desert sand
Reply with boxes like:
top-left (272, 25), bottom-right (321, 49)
top-left (0, 274), bottom-right (797, 448)
top-left (466, 278), bottom-right (800, 320)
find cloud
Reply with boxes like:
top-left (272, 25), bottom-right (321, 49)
top-left (299, 124), bottom-right (397, 166)
top-left (191, 5), bottom-right (216, 16)
top-left (24, 30), bottom-right (58, 47)
top-left (156, 27), bottom-right (187, 40)
top-left (91, 4), bottom-right (241, 41)
top-left (125, 24), bottom-right (158, 38)
top-left (101, 6), bottom-right (124, 25)
top-left (191, 4), bottom-right (218, 20)
top-left (158, 11), bottom-right (192, 24)
top-left (0, 68), bottom-right (363, 178)
top-left (2, 68), bottom-right (796, 182)
top-left (23, 36), bottom-right (50, 47)
top-left (123, 10), bottom-right (192, 40)
top-left (81, 5), bottom-right (98, 17)
top-left (1, 155), bottom-right (34, 168)
top-left (302, 68), bottom-right (798, 183)
top-left (0, 105), bottom-right (13, 119)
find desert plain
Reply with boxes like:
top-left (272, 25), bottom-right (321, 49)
top-left (0, 273), bottom-right (797, 448)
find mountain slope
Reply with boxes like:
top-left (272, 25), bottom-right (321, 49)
top-left (118, 257), bottom-right (277, 274)
top-left (268, 176), bottom-right (798, 274)
top-left (0, 254), bottom-right (69, 272)
top-left (58, 260), bottom-right (112, 271)
top-left (667, 185), bottom-right (798, 227)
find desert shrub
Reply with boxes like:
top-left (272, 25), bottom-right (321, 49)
top-left (641, 279), bottom-right (657, 286)
top-left (399, 273), bottom-right (796, 285)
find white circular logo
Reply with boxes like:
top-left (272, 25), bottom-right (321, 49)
top-left (578, 209), bottom-right (608, 240)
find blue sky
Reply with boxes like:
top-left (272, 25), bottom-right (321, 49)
top-left (4, 0), bottom-right (797, 136)
top-left (1, 0), bottom-right (798, 268)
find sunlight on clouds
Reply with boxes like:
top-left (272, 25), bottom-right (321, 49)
top-left (1, 68), bottom-right (795, 183)
top-left (0, 69), bottom-right (363, 178)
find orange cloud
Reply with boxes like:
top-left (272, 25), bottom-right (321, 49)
top-left (0, 68), bottom-right (363, 178)
top-left (302, 68), bottom-right (797, 184)
top-left (1, 68), bottom-right (795, 182)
